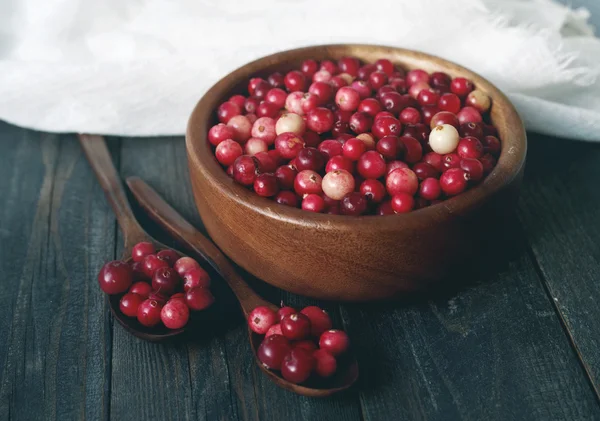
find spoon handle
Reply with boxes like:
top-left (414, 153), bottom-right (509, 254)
top-left (78, 134), bottom-right (148, 249)
top-left (125, 176), bottom-right (273, 316)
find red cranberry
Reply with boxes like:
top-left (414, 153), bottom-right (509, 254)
top-left (142, 254), bottom-right (170, 279)
top-left (377, 200), bottom-right (395, 215)
top-left (284, 70), bottom-right (307, 92)
top-left (306, 107), bottom-right (334, 133)
top-left (335, 87), bottom-right (360, 112)
top-left (423, 151), bottom-right (445, 172)
top-left (169, 293), bottom-right (186, 303)
top-left (457, 136), bottom-right (484, 159)
top-left (380, 91), bottom-right (408, 114)
top-left (450, 77), bottom-right (474, 97)
top-left (301, 59), bottom-right (318, 77)
top-left (349, 112), bottom-right (373, 134)
top-left (313, 70), bottom-right (332, 83)
top-left (430, 111), bottom-right (459, 129)
top-left (373, 58), bottom-right (393, 75)
top-left (360, 179), bottom-right (386, 203)
top-left (329, 75), bottom-right (348, 90)
top-left (275, 191), bottom-right (299, 207)
top-left (372, 116), bottom-right (402, 139)
top-left (182, 267), bottom-right (211, 291)
top-left (294, 170), bottom-right (323, 195)
top-left (403, 123), bottom-right (430, 145)
top-left (357, 151), bottom-right (386, 179)
top-left (341, 138), bottom-right (366, 161)
top-left (294, 340), bottom-right (318, 352)
top-left (386, 160), bottom-right (409, 175)
top-left (399, 107), bottom-right (421, 125)
top-left (391, 193), bottom-right (415, 213)
top-left (303, 130), bottom-right (321, 148)
top-left (482, 135), bottom-right (501, 156)
top-left (185, 287), bottom-right (215, 311)
top-left (421, 105), bottom-right (439, 125)
top-left (317, 139), bottom-right (343, 159)
top-left (400, 136), bottom-right (423, 163)
top-left (466, 89), bottom-right (491, 113)
top-left (248, 306), bottom-right (277, 334)
top-left (254, 173), bottom-right (280, 197)
top-left (376, 85), bottom-right (396, 100)
top-left (148, 291), bottom-right (168, 305)
top-left (406, 69), bottom-right (430, 86)
top-left (308, 81), bottom-right (334, 104)
top-left (255, 151), bottom-right (278, 173)
top-left (137, 299), bottom-right (163, 327)
top-left (376, 135), bottom-right (401, 160)
top-left (358, 98), bottom-right (383, 117)
top-left (389, 78), bottom-right (407, 93)
top-left (457, 106), bottom-right (482, 124)
top-left (419, 177), bottom-right (442, 200)
top-left (357, 63), bottom-right (376, 80)
top-left (268, 72), bottom-right (284, 88)
top-left (337, 133), bottom-right (354, 143)
top-left (274, 132), bottom-right (304, 160)
top-left (413, 162), bottom-right (439, 180)
top-left (443, 153), bottom-right (461, 169)
top-left (322, 169), bottom-right (355, 200)
top-left (319, 60), bottom-right (338, 74)
top-left (229, 94), bottom-right (246, 109)
top-left (161, 299), bottom-right (189, 329)
top-left (430, 72), bottom-right (451, 88)
top-left (258, 335), bottom-right (292, 370)
top-left (440, 168), bottom-right (469, 195)
top-left (277, 306), bottom-right (297, 321)
top-left (156, 249), bottom-right (179, 267)
top-left (302, 194), bottom-right (326, 213)
top-left (208, 124), bottom-right (237, 147)
top-left (152, 267), bottom-right (180, 295)
top-left (265, 88), bottom-right (287, 108)
top-left (217, 101), bottom-right (241, 124)
top-left (132, 242), bottom-right (155, 263)
top-left (319, 329), bottom-right (349, 356)
top-left (369, 71), bottom-right (388, 89)
top-left (480, 153), bottom-right (497, 174)
top-left (256, 102), bottom-right (279, 118)
top-left (281, 348), bottom-right (315, 384)
top-left (232, 155), bottom-right (260, 186)
top-left (375, 111), bottom-right (395, 121)
top-left (338, 56), bottom-right (360, 76)
top-left (227, 115), bottom-right (252, 143)
top-left (174, 257), bottom-right (200, 277)
top-left (313, 349), bottom-right (337, 378)
top-left (300, 306), bottom-right (333, 337)
top-left (244, 97), bottom-right (259, 114)
top-left (350, 81), bottom-right (372, 98)
top-left (417, 89), bottom-right (440, 107)
top-left (275, 165), bottom-right (297, 190)
top-left (215, 139), bottom-right (243, 166)
top-left (340, 192), bottom-right (368, 216)
top-left (130, 281), bottom-right (152, 298)
top-left (386, 168), bottom-right (418, 195)
top-left (285, 92), bottom-right (304, 115)
top-left (300, 93), bottom-right (319, 114)
top-left (281, 313), bottom-right (311, 340)
top-left (120, 292), bottom-right (144, 317)
top-left (409, 81), bottom-right (430, 99)
top-left (266, 324), bottom-right (283, 338)
top-left (334, 109), bottom-right (353, 124)
top-left (325, 155), bottom-right (353, 173)
top-left (248, 78), bottom-right (266, 96)
top-left (460, 158), bottom-right (484, 182)
top-left (331, 121), bottom-right (349, 137)
top-left (438, 93), bottom-right (461, 114)
top-left (459, 122), bottom-right (484, 139)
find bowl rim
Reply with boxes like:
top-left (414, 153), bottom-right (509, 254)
top-left (186, 44), bottom-right (527, 229)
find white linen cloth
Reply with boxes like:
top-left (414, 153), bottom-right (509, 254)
top-left (0, 0), bottom-right (599, 140)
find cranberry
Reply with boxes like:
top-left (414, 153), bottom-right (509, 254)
top-left (259, 335), bottom-right (293, 370)
top-left (341, 138), bottom-right (365, 161)
top-left (406, 69), bottom-right (430, 86)
top-left (372, 116), bottom-right (402, 139)
top-left (459, 122), bottom-right (484, 139)
top-left (334, 109), bottom-right (353, 124)
top-left (379, 91), bottom-right (406, 114)
top-left (300, 93), bottom-right (319, 114)
top-left (313, 349), bottom-right (337, 378)
top-left (340, 192), bottom-right (368, 216)
top-left (266, 324), bottom-right (283, 338)
top-left (120, 292), bottom-right (144, 317)
top-left (428, 124), bottom-right (459, 154)
top-left (268, 72), bottom-right (284, 88)
top-left (217, 101), bottom-right (241, 124)
top-left (313, 69), bottom-right (332, 83)
top-left (440, 168), bottom-right (469, 195)
top-left (377, 85), bottom-right (396, 100)
top-left (457, 106), bottom-right (482, 125)
top-left (376, 135), bottom-right (401, 160)
top-left (319, 329), bottom-right (349, 356)
top-left (421, 105), bottom-right (439, 125)
top-left (374, 111), bottom-right (395, 121)
top-left (356, 63), bottom-right (376, 80)
top-left (208, 124), bottom-right (237, 147)
top-left (285, 92), bottom-right (304, 115)
top-left (400, 136), bottom-right (423, 163)
top-left (294, 170), bottom-right (323, 195)
top-left (275, 165), bottom-right (298, 190)
top-left (301, 59), bottom-right (318, 77)
top-left (369, 71), bottom-right (388, 89)
top-left (438, 93), bottom-right (461, 114)
top-left (216, 139), bottom-right (243, 166)
top-left (248, 78), bottom-right (266, 96)
top-left (450, 77), bottom-right (474, 97)
top-left (335, 87), bottom-right (360, 112)
top-left (227, 115), bottom-right (252, 143)
top-left (275, 191), bottom-right (299, 207)
top-left (156, 249), bottom-right (179, 267)
top-left (350, 81), bottom-right (372, 98)
top-left (274, 133), bottom-right (304, 160)
top-left (329, 75), bottom-right (348, 90)
top-left (254, 173), bottom-right (280, 197)
top-left (386, 168), bottom-right (418, 195)
top-left (326, 203), bottom-right (341, 215)
top-left (322, 169), bottom-right (355, 200)
top-left (482, 135), bottom-right (501, 156)
top-left (419, 177), bottom-right (442, 200)
top-left (229, 94), bottom-right (246, 109)
top-left (185, 287), bottom-right (215, 311)
top-left (182, 267), bottom-right (210, 291)
top-left (306, 107), bottom-right (334, 133)
top-left (275, 113), bottom-right (305, 135)
top-left (130, 281), bottom-right (152, 298)
top-left (480, 153), bottom-right (497, 174)
top-left (277, 306), bottom-right (297, 321)
top-left (386, 160), bottom-right (409, 175)
top-left (294, 340), bottom-right (318, 352)
top-left (325, 155), bottom-right (353, 173)
top-left (430, 111), bottom-right (459, 129)
top-left (409, 81), bottom-right (431, 99)
top-left (265, 88), bottom-right (287, 108)
top-left (284, 70), bottom-right (307, 92)
top-left (142, 254), bottom-right (170, 279)
top-left (466, 89), bottom-right (491, 112)
top-left (337, 133), bottom-right (354, 143)
top-left (232, 155), bottom-right (260, 186)
top-left (357, 151), bottom-right (386, 179)
top-left (137, 299), bottom-right (163, 327)
top-left (460, 158), bottom-right (484, 182)
top-left (160, 299), bottom-right (189, 329)
top-left (281, 313), bottom-right (311, 340)
top-left (430, 72), bottom-right (451, 88)
top-left (319, 60), bottom-right (338, 74)
top-left (169, 292), bottom-right (186, 304)
top-left (457, 136), bottom-right (484, 159)
top-left (308, 82), bottom-right (333, 104)
top-left (281, 348), bottom-right (315, 384)
top-left (358, 98), bottom-right (383, 117)
top-left (403, 123), bottom-right (430, 145)
top-left (251, 117), bottom-right (277, 145)
top-left (244, 97), bottom-right (259, 114)
top-left (302, 194), bottom-right (326, 213)
top-left (360, 179), bottom-right (386, 203)
top-left (413, 162), bottom-right (439, 180)
top-left (423, 151), bottom-right (445, 172)
top-left (330, 121), bottom-right (349, 137)
top-left (152, 267), bottom-right (179, 295)
top-left (132, 242), bottom-right (155, 263)
top-left (174, 257), bottom-right (200, 277)
top-left (303, 130), bottom-right (321, 148)
top-left (391, 193), bottom-right (415, 213)
top-left (248, 306), bottom-right (277, 334)
top-left (443, 153), bottom-right (461, 169)
top-left (483, 124), bottom-right (498, 137)
top-left (299, 306), bottom-right (333, 337)
top-left (389, 78), bottom-right (407, 93)
top-left (244, 138), bottom-right (268, 156)
top-left (148, 290), bottom-right (168, 304)
top-left (346, 112), bottom-right (371, 135)
top-left (399, 107), bottom-right (421, 125)
top-left (255, 151), bottom-right (278, 173)
top-left (338, 56), bottom-right (360, 76)
top-left (377, 200), bottom-right (395, 215)
top-left (417, 89), bottom-right (439, 107)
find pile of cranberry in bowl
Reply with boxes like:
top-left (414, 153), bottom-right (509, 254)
top-left (207, 56), bottom-right (501, 216)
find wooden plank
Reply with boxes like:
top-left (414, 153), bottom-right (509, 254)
top-left (341, 219), bottom-right (600, 421)
top-left (116, 136), bottom-right (363, 421)
top-left (518, 133), bottom-right (600, 395)
top-left (0, 123), bottom-right (114, 420)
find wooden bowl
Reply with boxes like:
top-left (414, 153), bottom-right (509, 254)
top-left (186, 44), bottom-right (526, 301)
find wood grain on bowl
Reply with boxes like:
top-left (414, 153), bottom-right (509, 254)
top-left (186, 44), bottom-right (527, 301)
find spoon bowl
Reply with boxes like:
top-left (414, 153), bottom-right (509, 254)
top-left (125, 175), bottom-right (359, 396)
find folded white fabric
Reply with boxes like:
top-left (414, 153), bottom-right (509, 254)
top-left (0, 0), bottom-right (598, 140)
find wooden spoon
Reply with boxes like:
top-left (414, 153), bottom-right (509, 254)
top-left (78, 134), bottom-right (189, 342)
top-left (125, 175), bottom-right (359, 397)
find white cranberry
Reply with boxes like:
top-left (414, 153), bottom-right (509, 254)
top-left (275, 113), bottom-right (306, 136)
top-left (322, 169), bottom-right (355, 200)
top-left (338, 73), bottom-right (354, 84)
top-left (466, 89), bottom-right (491, 113)
top-left (244, 137), bottom-right (268, 156)
top-left (356, 133), bottom-right (376, 150)
top-left (428, 124), bottom-right (459, 154)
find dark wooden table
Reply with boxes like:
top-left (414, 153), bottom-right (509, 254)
top-left (1, 120), bottom-right (599, 420)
